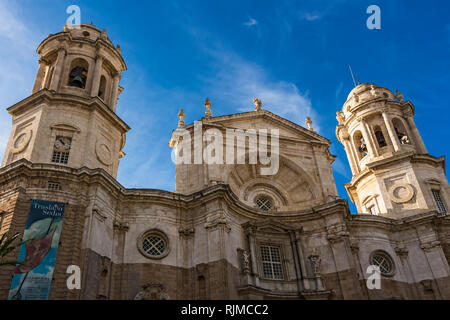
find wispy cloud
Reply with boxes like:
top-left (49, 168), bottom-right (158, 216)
top-left (298, 11), bottom-right (323, 22)
top-left (0, 1), bottom-right (42, 159)
top-left (203, 49), bottom-right (318, 131)
top-left (243, 16), bottom-right (258, 27)
top-left (335, 82), bottom-right (344, 99)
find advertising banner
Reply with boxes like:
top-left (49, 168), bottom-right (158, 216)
top-left (8, 200), bottom-right (66, 300)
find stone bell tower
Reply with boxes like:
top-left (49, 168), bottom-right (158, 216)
top-left (336, 83), bottom-right (449, 218)
top-left (1, 24), bottom-right (130, 178)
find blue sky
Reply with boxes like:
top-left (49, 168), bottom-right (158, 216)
top-left (0, 0), bottom-right (449, 213)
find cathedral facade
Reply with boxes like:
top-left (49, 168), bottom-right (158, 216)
top-left (0, 24), bottom-right (449, 300)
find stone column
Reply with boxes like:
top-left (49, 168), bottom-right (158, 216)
top-left (359, 119), bottom-right (376, 158)
top-left (90, 55), bottom-right (104, 97)
top-left (32, 58), bottom-right (48, 94)
top-left (49, 47), bottom-right (67, 91)
top-left (343, 138), bottom-right (359, 175)
top-left (110, 73), bottom-right (120, 111)
top-left (406, 116), bottom-right (428, 154)
top-left (381, 111), bottom-right (401, 152)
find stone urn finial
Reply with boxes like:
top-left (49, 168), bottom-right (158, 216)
top-left (204, 98), bottom-right (212, 118)
top-left (178, 109), bottom-right (186, 127)
top-left (396, 90), bottom-right (404, 103)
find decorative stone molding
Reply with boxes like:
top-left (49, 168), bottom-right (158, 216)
top-left (178, 227), bottom-right (195, 237)
top-left (93, 208), bottom-right (107, 222)
top-left (11, 129), bottom-right (33, 154)
top-left (308, 249), bottom-right (322, 276)
top-left (113, 220), bottom-right (129, 232)
top-left (96, 142), bottom-right (113, 166)
top-left (388, 183), bottom-right (415, 204)
top-left (204, 211), bottom-right (231, 233)
top-left (326, 224), bottom-right (349, 243)
top-left (134, 283), bottom-right (170, 300)
top-left (394, 246), bottom-right (409, 257)
top-left (420, 240), bottom-right (441, 252)
top-left (420, 279), bottom-right (433, 292)
top-left (349, 239), bottom-right (359, 253)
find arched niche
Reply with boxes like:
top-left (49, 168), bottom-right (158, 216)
top-left (353, 130), bottom-right (366, 160)
top-left (392, 118), bottom-right (411, 145)
top-left (68, 58), bottom-right (89, 89)
top-left (226, 154), bottom-right (319, 211)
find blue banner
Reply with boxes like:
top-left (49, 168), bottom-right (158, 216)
top-left (8, 200), bottom-right (66, 300)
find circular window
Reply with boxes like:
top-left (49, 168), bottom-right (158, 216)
top-left (137, 230), bottom-right (170, 259)
top-left (370, 251), bottom-right (395, 277)
top-left (82, 31), bottom-right (90, 37)
top-left (255, 196), bottom-right (273, 211)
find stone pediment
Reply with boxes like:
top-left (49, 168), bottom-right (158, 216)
top-left (242, 219), bottom-right (301, 234)
top-left (204, 110), bottom-right (329, 144)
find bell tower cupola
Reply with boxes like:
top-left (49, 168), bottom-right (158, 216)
top-left (336, 83), bottom-right (449, 218)
top-left (1, 24), bottom-right (130, 178)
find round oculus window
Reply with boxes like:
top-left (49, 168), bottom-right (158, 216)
top-left (370, 251), bottom-right (395, 277)
top-left (138, 230), bottom-right (170, 259)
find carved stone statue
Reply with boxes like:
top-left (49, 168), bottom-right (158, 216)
top-left (305, 117), bottom-right (314, 131)
top-left (242, 250), bottom-right (250, 272)
top-left (204, 98), bottom-right (213, 118)
top-left (134, 283), bottom-right (170, 300)
top-left (309, 249), bottom-right (322, 275)
top-left (371, 85), bottom-right (377, 97)
top-left (336, 112), bottom-right (345, 125)
top-left (396, 90), bottom-right (404, 103)
top-left (100, 29), bottom-right (108, 40)
top-left (253, 97), bottom-right (262, 111)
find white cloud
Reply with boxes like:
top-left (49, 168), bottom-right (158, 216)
top-left (204, 50), bottom-right (319, 131)
top-left (0, 1), bottom-right (42, 160)
top-left (335, 82), bottom-right (344, 99)
top-left (243, 17), bottom-right (258, 27)
top-left (298, 11), bottom-right (323, 22)
top-left (332, 158), bottom-right (350, 178)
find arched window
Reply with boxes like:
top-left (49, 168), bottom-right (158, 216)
top-left (374, 125), bottom-right (387, 148)
top-left (392, 118), bottom-right (411, 145)
top-left (98, 75), bottom-right (107, 100)
top-left (353, 131), bottom-right (367, 159)
top-left (255, 195), bottom-right (274, 211)
top-left (68, 58), bottom-right (89, 89)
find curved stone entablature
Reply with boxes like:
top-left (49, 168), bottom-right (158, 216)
top-left (36, 24), bottom-right (126, 74)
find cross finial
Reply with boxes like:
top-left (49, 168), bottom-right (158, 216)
top-left (204, 98), bottom-right (212, 118)
top-left (178, 109), bottom-right (186, 127)
top-left (253, 97), bottom-right (262, 111)
top-left (305, 117), bottom-right (314, 131)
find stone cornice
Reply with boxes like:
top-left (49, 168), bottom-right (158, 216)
top-left (175, 110), bottom-right (330, 145)
top-left (348, 211), bottom-right (447, 232)
top-left (345, 153), bottom-right (445, 192)
top-left (0, 159), bottom-right (351, 222)
top-left (6, 89), bottom-right (130, 133)
top-left (36, 25), bottom-right (126, 71)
